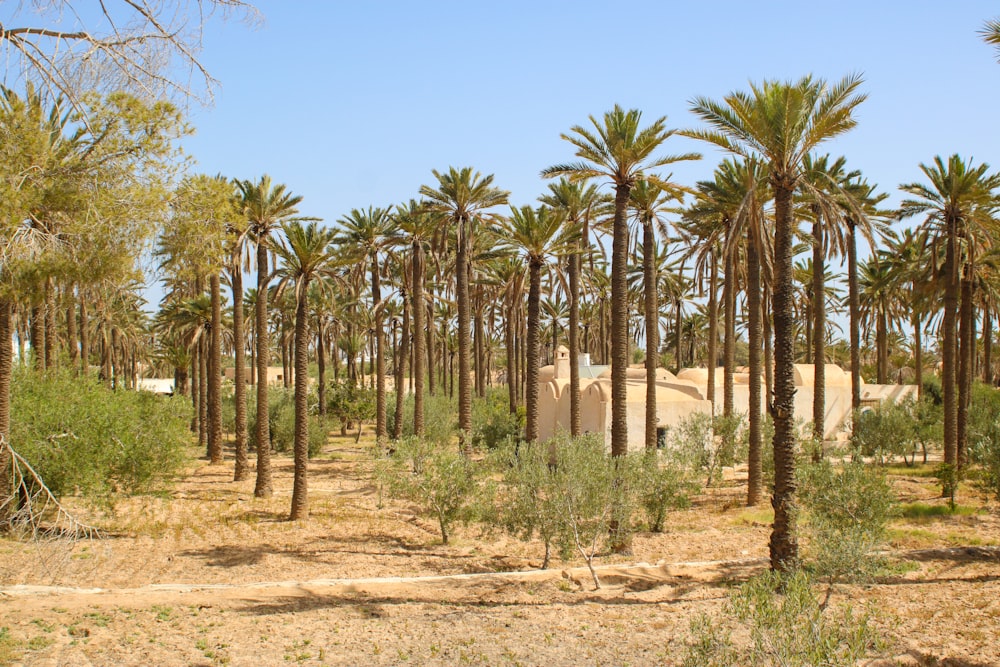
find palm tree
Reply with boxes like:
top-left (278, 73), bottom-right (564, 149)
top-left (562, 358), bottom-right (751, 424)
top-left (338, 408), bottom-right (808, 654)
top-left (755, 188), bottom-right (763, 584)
top-left (681, 157), bottom-right (771, 506)
top-left (900, 155), bottom-right (1000, 469)
top-left (544, 106), bottom-right (698, 457)
top-left (273, 220), bottom-right (337, 521)
top-left (237, 175), bottom-right (308, 498)
top-left (420, 167), bottom-right (509, 452)
top-left (394, 199), bottom-right (437, 436)
top-left (334, 207), bottom-right (400, 441)
top-left (687, 74), bottom-right (867, 571)
top-left (539, 178), bottom-right (607, 435)
top-left (496, 205), bottom-right (575, 442)
top-left (629, 179), bottom-right (685, 451)
top-left (981, 18), bottom-right (1000, 60)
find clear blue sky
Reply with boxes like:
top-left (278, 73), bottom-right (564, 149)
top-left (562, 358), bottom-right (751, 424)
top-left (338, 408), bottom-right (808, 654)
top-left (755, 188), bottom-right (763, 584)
top-left (182, 0), bottom-right (1000, 229)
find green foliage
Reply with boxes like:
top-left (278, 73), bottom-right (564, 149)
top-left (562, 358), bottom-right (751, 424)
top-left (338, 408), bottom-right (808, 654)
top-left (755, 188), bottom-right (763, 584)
top-left (636, 450), bottom-right (698, 533)
top-left (799, 460), bottom-right (895, 583)
top-left (248, 387), bottom-right (326, 458)
top-left (547, 433), bottom-right (636, 589)
top-left (683, 570), bottom-right (887, 667)
top-left (851, 398), bottom-right (941, 466)
top-left (471, 388), bottom-right (523, 450)
top-left (388, 391), bottom-right (457, 446)
top-left (966, 381), bottom-right (1000, 501)
top-left (487, 441), bottom-right (568, 568)
top-left (325, 380), bottom-right (375, 436)
top-left (376, 439), bottom-right (479, 544)
top-left (10, 368), bottom-right (188, 502)
top-left (934, 463), bottom-right (961, 510)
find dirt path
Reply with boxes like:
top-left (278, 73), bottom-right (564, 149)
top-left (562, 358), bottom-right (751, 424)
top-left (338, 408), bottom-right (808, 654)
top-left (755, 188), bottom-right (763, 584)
top-left (1, 438), bottom-right (998, 666)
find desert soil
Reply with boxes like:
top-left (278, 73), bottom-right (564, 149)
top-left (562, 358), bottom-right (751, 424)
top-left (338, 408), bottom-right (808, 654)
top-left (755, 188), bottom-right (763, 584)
top-left (0, 435), bottom-right (998, 666)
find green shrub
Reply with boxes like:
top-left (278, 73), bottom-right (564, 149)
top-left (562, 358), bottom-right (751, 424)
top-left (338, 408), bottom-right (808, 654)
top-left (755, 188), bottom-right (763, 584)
top-left (683, 570), bottom-right (887, 667)
top-left (799, 460), bottom-right (895, 583)
top-left (488, 440), bottom-right (568, 568)
top-left (388, 391), bottom-right (457, 446)
top-left (10, 368), bottom-right (189, 502)
top-left (546, 433), bottom-right (637, 589)
top-left (376, 438), bottom-right (479, 544)
top-left (636, 449), bottom-right (698, 533)
top-left (471, 388), bottom-right (523, 450)
top-left (325, 380), bottom-right (375, 439)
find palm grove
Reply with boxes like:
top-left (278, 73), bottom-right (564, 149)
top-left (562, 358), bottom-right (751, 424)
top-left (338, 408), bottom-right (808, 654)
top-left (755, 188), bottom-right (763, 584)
top-left (4, 29), bottom-right (1000, 577)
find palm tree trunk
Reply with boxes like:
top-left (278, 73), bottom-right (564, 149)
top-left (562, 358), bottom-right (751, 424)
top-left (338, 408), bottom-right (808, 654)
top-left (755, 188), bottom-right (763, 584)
top-left (317, 326), bottom-right (326, 417)
top-left (769, 181), bottom-right (799, 571)
top-left (984, 306), bottom-right (993, 385)
top-left (30, 305), bottom-right (43, 371)
top-left (426, 300), bottom-right (436, 397)
top-left (643, 220), bottom-right (658, 451)
top-left (674, 298), bottom-right (682, 374)
top-left (848, 220), bottom-right (862, 410)
top-left (412, 246), bottom-right (425, 437)
top-left (372, 256), bottom-right (387, 441)
top-left (525, 258), bottom-right (542, 442)
top-left (190, 341), bottom-right (199, 432)
top-left (506, 301), bottom-right (517, 414)
top-left (392, 289), bottom-right (409, 440)
top-left (723, 227), bottom-right (736, 418)
top-left (747, 231), bottom-right (763, 506)
top-left (706, 252), bottom-right (718, 412)
top-left (957, 262), bottom-right (973, 469)
top-left (254, 239), bottom-right (273, 498)
top-left (44, 277), bottom-right (55, 369)
top-left (812, 220), bottom-right (826, 449)
top-left (568, 252), bottom-right (582, 435)
top-left (199, 334), bottom-right (208, 455)
top-left (0, 298), bottom-right (13, 524)
top-left (208, 274), bottom-right (224, 464)
top-left (65, 285), bottom-right (77, 368)
top-left (475, 290), bottom-right (486, 398)
top-left (877, 307), bottom-right (888, 384)
top-left (79, 294), bottom-right (89, 375)
top-left (764, 291), bottom-right (774, 407)
top-left (289, 279), bottom-right (311, 520)
top-left (913, 311), bottom-right (923, 399)
top-left (456, 216), bottom-right (473, 452)
top-left (232, 259), bottom-right (250, 480)
top-left (610, 184), bottom-right (631, 457)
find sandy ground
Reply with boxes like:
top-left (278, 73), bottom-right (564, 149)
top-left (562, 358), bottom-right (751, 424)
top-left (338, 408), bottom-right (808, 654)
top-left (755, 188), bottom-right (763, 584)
top-left (0, 436), bottom-right (999, 666)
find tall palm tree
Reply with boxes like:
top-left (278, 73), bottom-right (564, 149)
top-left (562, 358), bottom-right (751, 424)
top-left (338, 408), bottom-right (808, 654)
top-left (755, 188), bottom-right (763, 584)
top-left (629, 179), bottom-right (684, 450)
top-left (496, 205), bottom-right (576, 442)
top-left (334, 207), bottom-right (400, 441)
top-left (420, 167), bottom-right (509, 452)
top-left (273, 220), bottom-right (337, 521)
top-left (237, 175), bottom-right (308, 498)
top-left (900, 155), bottom-right (1000, 469)
top-left (393, 200), bottom-right (436, 436)
top-left (539, 178), bottom-right (607, 435)
top-left (544, 105), bottom-right (698, 457)
top-left (688, 74), bottom-right (867, 571)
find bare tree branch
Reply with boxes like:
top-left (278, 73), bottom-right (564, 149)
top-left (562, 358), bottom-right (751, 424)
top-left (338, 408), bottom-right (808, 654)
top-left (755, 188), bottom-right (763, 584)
top-left (1, 1), bottom-right (261, 109)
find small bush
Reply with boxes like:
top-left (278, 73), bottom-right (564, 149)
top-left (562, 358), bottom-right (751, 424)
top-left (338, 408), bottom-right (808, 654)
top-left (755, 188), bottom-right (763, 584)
top-left (683, 570), bottom-right (887, 667)
top-left (388, 391), bottom-right (457, 446)
top-left (471, 388), bottom-right (523, 450)
top-left (10, 368), bottom-right (189, 502)
top-left (636, 450), bottom-right (698, 533)
top-left (851, 400), bottom-right (928, 466)
top-left (488, 440), bottom-right (568, 568)
top-left (798, 459), bottom-right (895, 583)
top-left (325, 380), bottom-right (375, 439)
top-left (376, 438), bottom-right (479, 544)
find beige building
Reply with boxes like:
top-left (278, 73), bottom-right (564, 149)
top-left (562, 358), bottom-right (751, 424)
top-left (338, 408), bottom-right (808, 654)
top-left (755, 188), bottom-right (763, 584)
top-left (537, 346), bottom-right (713, 452)
top-left (223, 366), bottom-right (288, 386)
top-left (538, 346), bottom-right (918, 450)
